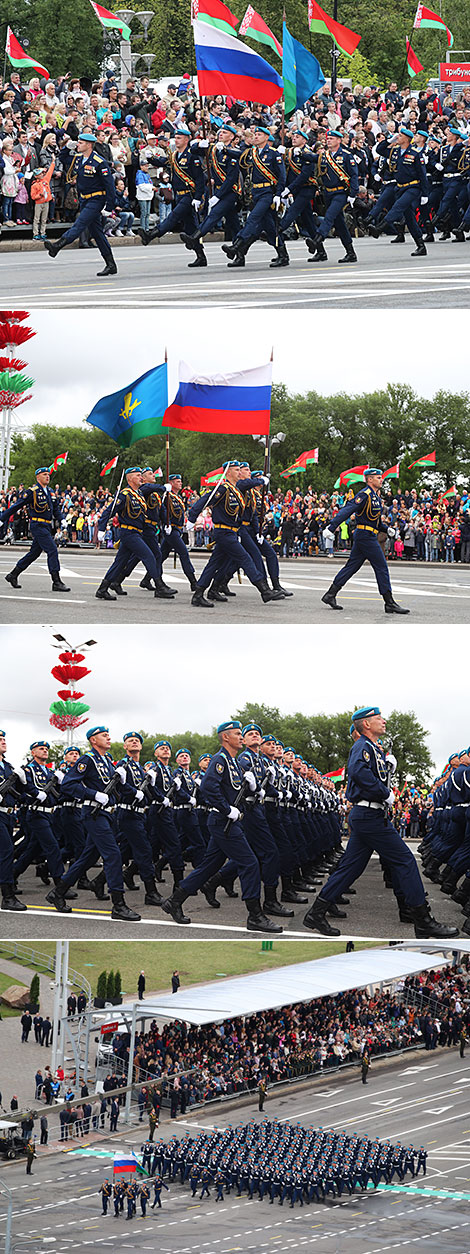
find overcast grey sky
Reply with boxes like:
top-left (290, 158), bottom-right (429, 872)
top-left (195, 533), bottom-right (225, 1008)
top-left (0, 624), bottom-right (465, 771)
top-left (13, 309), bottom-right (470, 432)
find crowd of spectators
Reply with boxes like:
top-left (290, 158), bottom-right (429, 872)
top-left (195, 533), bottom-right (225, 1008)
top-left (107, 962), bottom-right (470, 1110)
top-left (1, 63), bottom-right (470, 235)
top-left (1, 477), bottom-right (469, 562)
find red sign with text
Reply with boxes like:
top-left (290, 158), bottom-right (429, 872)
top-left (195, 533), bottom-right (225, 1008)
top-left (440, 63), bottom-right (470, 82)
top-left (100, 1021), bottom-right (119, 1034)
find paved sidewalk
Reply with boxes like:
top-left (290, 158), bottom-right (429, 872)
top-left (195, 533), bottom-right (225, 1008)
top-left (0, 959), bottom-right (56, 1112)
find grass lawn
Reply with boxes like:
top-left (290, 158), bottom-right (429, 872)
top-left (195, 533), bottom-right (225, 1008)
top-left (0, 968), bottom-right (27, 1017)
top-left (1, 940), bottom-right (379, 998)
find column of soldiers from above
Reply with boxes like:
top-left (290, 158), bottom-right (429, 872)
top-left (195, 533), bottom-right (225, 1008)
top-left (99, 1120), bottom-right (428, 1217)
top-left (0, 721), bottom-right (345, 931)
top-left (1, 463), bottom-right (294, 608)
top-left (417, 747), bottom-right (470, 938)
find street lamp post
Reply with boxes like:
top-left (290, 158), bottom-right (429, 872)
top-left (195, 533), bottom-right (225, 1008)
top-left (115, 9), bottom-right (155, 89)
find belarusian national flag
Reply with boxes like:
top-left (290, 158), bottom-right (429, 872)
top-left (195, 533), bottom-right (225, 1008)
top-left (239, 6), bottom-right (282, 58)
top-left (281, 448), bottom-right (319, 477)
top-left (308, 0), bottom-right (360, 57)
top-left (333, 464), bottom-right (369, 489)
top-left (5, 27), bottom-right (50, 78)
top-left (406, 38), bottom-right (424, 77)
top-left (191, 0), bottom-right (239, 38)
top-left (382, 463), bottom-right (399, 481)
top-left (325, 766), bottom-right (345, 782)
top-left (408, 450), bottom-right (436, 469)
top-left (438, 485), bottom-right (457, 500)
top-left (50, 451), bottom-right (68, 472)
top-left (201, 464), bottom-right (224, 487)
top-left (100, 455), bottom-right (119, 476)
top-left (414, 3), bottom-right (453, 48)
top-left (89, 0), bottom-right (132, 40)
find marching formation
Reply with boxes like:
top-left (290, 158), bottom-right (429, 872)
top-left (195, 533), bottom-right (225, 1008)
top-left (0, 708), bottom-right (461, 938)
top-left (420, 748), bottom-right (470, 937)
top-left (99, 1120), bottom-right (427, 1218)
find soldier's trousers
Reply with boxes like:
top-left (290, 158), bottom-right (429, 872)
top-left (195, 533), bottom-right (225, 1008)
top-left (104, 528), bottom-right (160, 586)
top-left (317, 191), bottom-right (352, 249)
top-left (160, 529), bottom-right (195, 582)
top-left (15, 523), bottom-right (60, 576)
top-left (58, 199), bottom-right (114, 264)
top-left (14, 814), bottom-right (64, 880)
top-left (177, 815), bottom-right (261, 901)
top-left (117, 812), bottom-right (155, 880)
top-left (0, 813), bottom-right (15, 882)
top-left (60, 811), bottom-right (124, 892)
top-left (122, 524), bottom-right (163, 580)
top-left (280, 186), bottom-right (318, 238)
top-left (197, 191), bottom-right (241, 240)
top-left (382, 186), bottom-right (423, 245)
top-left (235, 193), bottom-right (278, 248)
top-left (197, 528), bottom-right (262, 591)
top-left (332, 529), bottom-right (392, 597)
top-left (319, 808), bottom-right (426, 906)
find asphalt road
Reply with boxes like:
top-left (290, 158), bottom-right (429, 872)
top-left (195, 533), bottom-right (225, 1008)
top-left (1, 550), bottom-right (469, 624)
top-left (2, 1049), bottom-right (470, 1253)
top-left (2, 844), bottom-right (466, 942)
top-left (1, 237), bottom-right (470, 308)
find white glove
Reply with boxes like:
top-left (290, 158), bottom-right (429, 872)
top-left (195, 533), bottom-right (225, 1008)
top-left (386, 790), bottom-right (395, 805)
top-left (189, 795), bottom-right (197, 807)
top-left (277, 789), bottom-right (284, 802)
top-left (260, 474), bottom-right (270, 485)
top-left (281, 190), bottom-right (293, 204)
top-left (54, 769), bottom-right (65, 783)
top-left (258, 787), bottom-right (266, 801)
top-left (286, 789), bottom-right (292, 800)
top-left (192, 199), bottom-right (201, 211)
top-left (135, 789), bottom-right (145, 802)
top-left (185, 519), bottom-right (195, 531)
top-left (208, 195), bottom-right (219, 209)
top-left (16, 766), bottom-right (26, 784)
top-left (94, 791), bottom-right (109, 806)
top-left (420, 196), bottom-right (428, 205)
top-left (173, 776), bottom-right (182, 790)
top-left (198, 137), bottom-right (210, 149)
top-left (115, 766), bottom-right (127, 783)
top-left (266, 764), bottom-right (276, 782)
top-left (98, 531), bottom-right (105, 543)
top-left (243, 770), bottom-right (257, 792)
top-left (228, 806), bottom-right (241, 821)
top-left (374, 173), bottom-right (381, 182)
top-left (348, 196), bottom-right (356, 206)
top-left (164, 482), bottom-right (172, 493)
top-left (36, 790), bottom-right (48, 803)
top-left (146, 768), bottom-right (156, 785)
top-left (293, 147), bottom-right (301, 156)
top-left (164, 525), bottom-right (172, 535)
top-left (256, 534), bottom-right (264, 546)
top-left (386, 753), bottom-right (397, 773)
top-left (215, 141), bottom-right (225, 151)
top-left (169, 138), bottom-right (176, 150)
top-left (272, 195), bottom-right (281, 211)
top-left (190, 138), bottom-right (198, 147)
top-left (435, 162), bottom-right (443, 171)
top-left (323, 526), bottom-right (332, 542)
top-left (277, 144), bottom-right (286, 154)
top-left (162, 797), bottom-right (171, 807)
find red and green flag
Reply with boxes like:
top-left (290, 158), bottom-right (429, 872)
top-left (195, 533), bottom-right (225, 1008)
top-left (201, 464), bottom-right (224, 487)
top-left (5, 27), bottom-right (50, 78)
top-left (191, 0), bottom-right (239, 37)
top-left (49, 451), bottom-right (68, 472)
top-left (308, 0), bottom-right (361, 57)
top-left (437, 485), bottom-right (457, 501)
top-left (89, 0), bottom-right (132, 40)
top-left (333, 464), bottom-right (369, 490)
top-left (324, 766), bottom-right (345, 782)
top-left (239, 6), bottom-right (282, 58)
top-left (382, 463), bottom-right (399, 481)
top-left (406, 38), bottom-right (424, 77)
top-left (414, 3), bottom-right (453, 48)
top-left (408, 450), bottom-right (436, 469)
top-left (100, 455), bottom-right (119, 477)
top-left (281, 448), bottom-right (319, 478)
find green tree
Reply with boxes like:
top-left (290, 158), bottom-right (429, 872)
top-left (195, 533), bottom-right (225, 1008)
top-left (97, 970), bottom-right (107, 1000)
top-left (106, 970), bottom-right (115, 1000)
top-left (29, 973), bottom-right (40, 1007)
top-left (386, 710), bottom-right (433, 788)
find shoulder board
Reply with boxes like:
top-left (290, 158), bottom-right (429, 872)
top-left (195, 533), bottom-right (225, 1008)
top-left (95, 154), bottom-right (104, 163)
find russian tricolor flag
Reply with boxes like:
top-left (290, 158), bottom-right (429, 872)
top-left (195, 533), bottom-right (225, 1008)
top-left (193, 18), bottom-right (283, 106)
top-left (113, 1150), bottom-right (140, 1174)
top-left (165, 361), bottom-right (272, 435)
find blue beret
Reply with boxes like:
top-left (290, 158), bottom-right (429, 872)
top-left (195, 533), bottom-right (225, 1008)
top-left (123, 731), bottom-right (143, 744)
top-left (400, 126), bottom-right (414, 138)
top-left (449, 126), bottom-right (465, 137)
top-left (417, 129), bottom-right (429, 138)
top-left (86, 725), bottom-right (109, 740)
top-left (64, 745), bottom-right (79, 754)
top-left (0, 730), bottom-right (5, 737)
top-left (176, 124), bottom-right (191, 136)
top-left (141, 466), bottom-right (153, 473)
top-left (364, 467), bottom-right (383, 477)
top-left (261, 734), bottom-right (277, 743)
top-left (239, 461), bottom-right (250, 468)
top-left (328, 128), bottom-right (343, 139)
top-left (349, 722), bottom-right (355, 735)
top-left (125, 466), bottom-right (142, 475)
top-left (291, 127), bottom-right (309, 139)
top-left (284, 745), bottom-right (295, 753)
top-left (30, 740), bottom-right (50, 750)
top-left (169, 472), bottom-right (182, 480)
top-left (199, 752), bottom-right (211, 762)
top-left (144, 761), bottom-right (154, 768)
top-left (217, 720), bottom-right (241, 734)
top-left (175, 747), bottom-right (191, 758)
top-left (276, 740), bottom-right (284, 748)
top-left (219, 121), bottom-right (238, 134)
top-left (352, 707), bottom-right (380, 721)
top-left (254, 125), bottom-right (271, 137)
top-left (242, 723), bottom-right (262, 736)
top-left (154, 740), bottom-right (171, 750)
top-left (35, 466), bottom-right (50, 476)
top-left (448, 751), bottom-right (459, 761)
top-left (78, 131), bottom-right (96, 142)
top-left (222, 460), bottom-right (240, 469)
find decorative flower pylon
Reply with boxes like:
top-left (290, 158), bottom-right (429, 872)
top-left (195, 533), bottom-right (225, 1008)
top-left (49, 634), bottom-right (97, 746)
top-left (0, 312), bottom-right (36, 493)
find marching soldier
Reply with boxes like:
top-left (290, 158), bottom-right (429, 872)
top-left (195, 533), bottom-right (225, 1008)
top-left (139, 1180), bottom-right (151, 1215)
top-left (181, 123), bottom-right (242, 265)
top-left (222, 126), bottom-right (287, 268)
top-left (306, 129), bottom-right (359, 264)
top-left (275, 128), bottom-right (319, 264)
top-left (115, 731), bottom-right (163, 906)
top-left (1, 466), bottom-right (70, 593)
top-left (368, 126), bottom-right (429, 257)
top-left (151, 1173), bottom-right (169, 1207)
top-left (138, 125), bottom-right (205, 248)
top-left (159, 473), bottom-right (198, 591)
top-left (96, 467), bottom-right (164, 601)
top-left (100, 1179), bottom-right (112, 1215)
top-left (187, 462), bottom-right (274, 607)
top-left (0, 728), bottom-right (26, 911)
top-left (15, 741), bottom-right (72, 903)
top-left (321, 467), bottom-right (410, 614)
top-left (43, 132), bottom-right (117, 276)
top-left (117, 468), bottom-right (175, 599)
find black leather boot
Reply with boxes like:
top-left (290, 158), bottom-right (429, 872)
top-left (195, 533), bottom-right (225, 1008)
top-left (51, 571), bottom-right (71, 592)
top-left (97, 260), bottom-right (118, 276)
top-left (144, 878), bottom-right (163, 906)
top-left (1, 883), bottom-right (26, 911)
top-left (303, 894), bottom-right (341, 935)
top-left (46, 878), bottom-right (72, 913)
top-left (161, 885), bottom-right (191, 924)
top-left (95, 581), bottom-right (117, 601)
top-left (272, 576), bottom-right (293, 597)
top-left (256, 579), bottom-right (274, 603)
top-left (322, 584), bottom-right (342, 610)
top-left (191, 588), bottom-right (214, 607)
top-left (383, 590), bottom-right (410, 615)
top-left (154, 578), bottom-right (175, 598)
top-left (281, 875), bottom-right (308, 904)
top-left (264, 885), bottom-right (294, 917)
top-left (123, 861), bottom-right (139, 891)
top-left (111, 891), bottom-right (141, 922)
top-left (245, 898), bottom-right (283, 934)
top-left (89, 870), bottom-right (110, 900)
top-left (338, 247), bottom-right (357, 264)
top-left (109, 582), bottom-right (127, 596)
top-left (208, 582), bottom-right (228, 603)
top-left (5, 569), bottom-right (21, 589)
top-left (202, 876), bottom-right (221, 908)
top-left (412, 902), bottom-right (459, 938)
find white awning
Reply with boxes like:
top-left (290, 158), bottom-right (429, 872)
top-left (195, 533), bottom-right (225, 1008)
top-left (127, 947), bottom-right (450, 1026)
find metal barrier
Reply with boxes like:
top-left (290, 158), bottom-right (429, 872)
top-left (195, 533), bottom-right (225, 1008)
top-left (0, 942), bottom-right (92, 1004)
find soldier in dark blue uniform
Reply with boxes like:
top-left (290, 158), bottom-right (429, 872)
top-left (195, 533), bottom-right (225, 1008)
top-left (236, 722), bottom-right (292, 918)
top-left (0, 729), bottom-right (26, 911)
top-left (452, 140), bottom-right (470, 240)
top-left (115, 468), bottom-right (175, 599)
top-left (43, 132), bottom-right (117, 276)
top-left (187, 462), bottom-right (274, 607)
top-left (274, 128), bottom-right (319, 264)
top-left (368, 127), bottom-right (429, 256)
top-left (138, 125), bottom-right (205, 248)
top-left (209, 464), bottom-right (284, 603)
top-left (303, 706), bottom-right (459, 939)
top-left (14, 740), bottom-right (72, 904)
top-left (161, 720), bottom-right (282, 933)
top-left (159, 473), bottom-right (198, 591)
top-left (321, 467), bottom-right (409, 614)
top-left (147, 740), bottom-right (186, 890)
top-left (366, 134), bottom-right (401, 229)
top-left (47, 725), bottom-right (140, 921)
top-left (100, 1179), bottom-right (112, 1215)
top-left (95, 467), bottom-right (164, 601)
top-left (306, 129), bottom-right (359, 264)
top-left (418, 135), bottom-right (444, 241)
top-left (433, 126), bottom-right (466, 235)
top-left (222, 127), bottom-right (287, 268)
top-left (172, 747), bottom-right (207, 866)
top-left (180, 123), bottom-right (242, 266)
top-left (1, 466), bottom-right (70, 593)
top-left (115, 732), bottom-right (163, 906)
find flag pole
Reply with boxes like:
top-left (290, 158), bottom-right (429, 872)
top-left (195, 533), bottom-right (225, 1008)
top-left (331, 0), bottom-right (339, 95)
top-left (401, 6), bottom-right (418, 88)
top-left (257, 349), bottom-right (273, 532)
top-left (164, 346), bottom-right (171, 528)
